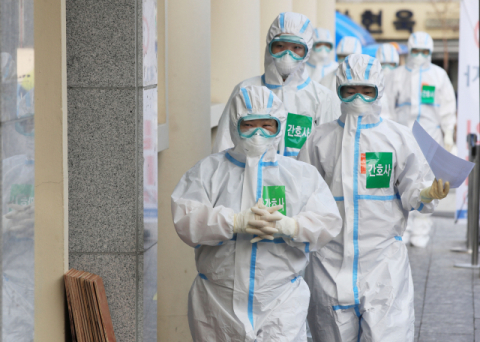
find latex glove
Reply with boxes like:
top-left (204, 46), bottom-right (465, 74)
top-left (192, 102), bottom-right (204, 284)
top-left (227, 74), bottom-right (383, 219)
top-left (420, 178), bottom-right (450, 203)
top-left (250, 212), bottom-right (298, 243)
top-left (233, 199), bottom-right (282, 239)
top-left (233, 208), bottom-right (256, 234)
top-left (3, 203), bottom-right (34, 236)
top-left (247, 199), bottom-right (283, 243)
top-left (443, 129), bottom-right (454, 152)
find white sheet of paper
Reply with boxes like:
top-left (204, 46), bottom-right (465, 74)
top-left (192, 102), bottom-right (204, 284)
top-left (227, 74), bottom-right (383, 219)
top-left (412, 121), bottom-right (475, 188)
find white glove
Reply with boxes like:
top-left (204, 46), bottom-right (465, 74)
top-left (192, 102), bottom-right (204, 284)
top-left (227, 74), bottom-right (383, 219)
top-left (233, 199), bottom-right (283, 240)
top-left (3, 203), bottom-right (34, 235)
top-left (233, 208), bottom-right (256, 234)
top-left (420, 178), bottom-right (450, 203)
top-left (443, 129), bottom-right (454, 152)
top-left (250, 207), bottom-right (298, 243)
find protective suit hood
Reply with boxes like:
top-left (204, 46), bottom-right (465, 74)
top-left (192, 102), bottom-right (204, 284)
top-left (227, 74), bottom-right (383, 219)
top-left (229, 85), bottom-right (287, 160)
top-left (407, 31), bottom-right (433, 69)
top-left (376, 43), bottom-right (399, 65)
top-left (336, 54), bottom-right (384, 118)
top-left (264, 12), bottom-right (314, 87)
top-left (336, 36), bottom-right (362, 57)
top-left (308, 27), bottom-right (334, 65)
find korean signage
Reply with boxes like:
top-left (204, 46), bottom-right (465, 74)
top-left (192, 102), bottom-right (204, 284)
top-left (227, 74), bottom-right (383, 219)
top-left (336, 2), bottom-right (460, 40)
top-left (456, 0), bottom-right (479, 221)
top-left (262, 186), bottom-right (287, 216)
top-left (361, 152), bottom-right (393, 189)
top-left (284, 113), bottom-right (312, 149)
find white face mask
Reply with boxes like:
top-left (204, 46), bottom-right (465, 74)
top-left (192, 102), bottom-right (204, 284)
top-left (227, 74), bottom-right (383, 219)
top-left (342, 97), bottom-right (374, 116)
top-left (409, 54), bottom-right (428, 68)
top-left (317, 49), bottom-right (330, 58)
top-left (237, 134), bottom-right (272, 157)
top-left (273, 53), bottom-right (302, 78)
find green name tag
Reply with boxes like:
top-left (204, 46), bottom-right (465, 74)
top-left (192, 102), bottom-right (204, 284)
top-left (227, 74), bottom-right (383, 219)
top-left (285, 113), bottom-right (312, 149)
top-left (365, 152), bottom-right (392, 189)
top-left (262, 185), bottom-right (286, 215)
top-left (9, 184), bottom-right (34, 207)
top-left (421, 85), bottom-right (435, 104)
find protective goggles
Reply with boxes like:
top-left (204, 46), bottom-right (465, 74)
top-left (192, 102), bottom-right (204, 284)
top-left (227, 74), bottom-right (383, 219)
top-left (381, 63), bottom-right (398, 70)
top-left (237, 115), bottom-right (281, 139)
top-left (410, 49), bottom-right (431, 57)
top-left (313, 43), bottom-right (332, 53)
top-left (337, 84), bottom-right (378, 103)
top-left (269, 35), bottom-right (308, 61)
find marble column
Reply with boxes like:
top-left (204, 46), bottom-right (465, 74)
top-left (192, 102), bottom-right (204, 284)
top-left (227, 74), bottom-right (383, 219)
top-left (66, 0), bottom-right (158, 340)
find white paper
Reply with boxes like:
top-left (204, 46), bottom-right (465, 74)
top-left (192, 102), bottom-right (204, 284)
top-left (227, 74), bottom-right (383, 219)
top-left (412, 121), bottom-right (475, 188)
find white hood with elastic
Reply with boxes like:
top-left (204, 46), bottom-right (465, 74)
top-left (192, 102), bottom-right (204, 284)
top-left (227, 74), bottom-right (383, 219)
top-left (264, 12), bottom-right (314, 86)
top-left (376, 43), bottom-right (399, 65)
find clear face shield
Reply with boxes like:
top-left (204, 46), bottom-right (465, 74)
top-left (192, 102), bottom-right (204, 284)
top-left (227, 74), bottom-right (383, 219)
top-left (337, 84), bottom-right (378, 103)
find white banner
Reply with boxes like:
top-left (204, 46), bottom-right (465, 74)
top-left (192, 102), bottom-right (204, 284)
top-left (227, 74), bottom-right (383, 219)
top-left (456, 0), bottom-right (479, 221)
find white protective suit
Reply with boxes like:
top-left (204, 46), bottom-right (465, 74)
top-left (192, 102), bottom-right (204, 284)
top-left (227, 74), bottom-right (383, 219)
top-left (306, 28), bottom-right (338, 81)
top-left (386, 32), bottom-right (456, 147)
top-left (320, 37), bottom-right (362, 93)
top-left (376, 43), bottom-right (399, 120)
top-left (386, 32), bottom-right (456, 247)
top-left (213, 12), bottom-right (341, 158)
top-left (298, 54), bottom-right (437, 342)
top-left (172, 85), bottom-right (342, 342)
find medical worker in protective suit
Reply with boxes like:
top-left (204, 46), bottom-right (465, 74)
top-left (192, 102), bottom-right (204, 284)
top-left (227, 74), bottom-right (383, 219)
top-left (298, 54), bottom-right (450, 342)
top-left (375, 43), bottom-right (400, 120)
top-left (306, 28), bottom-right (338, 81)
top-left (213, 12), bottom-right (340, 158)
top-left (172, 85), bottom-right (342, 342)
top-left (385, 32), bottom-right (456, 247)
top-left (319, 36), bottom-right (362, 93)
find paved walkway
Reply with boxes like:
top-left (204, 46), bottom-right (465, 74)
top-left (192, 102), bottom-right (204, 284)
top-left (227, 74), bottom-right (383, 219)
top-left (409, 216), bottom-right (479, 342)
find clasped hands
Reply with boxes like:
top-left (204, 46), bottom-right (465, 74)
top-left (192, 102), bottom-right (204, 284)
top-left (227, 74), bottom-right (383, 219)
top-left (233, 198), bottom-right (298, 243)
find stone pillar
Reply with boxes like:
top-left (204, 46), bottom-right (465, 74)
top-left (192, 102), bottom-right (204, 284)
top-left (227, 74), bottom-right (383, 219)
top-left (316, 0), bottom-right (336, 41)
top-left (293, 0), bottom-right (317, 26)
top-left (211, 0), bottom-right (261, 104)
top-left (66, 0), bottom-right (158, 340)
top-left (260, 0), bottom-right (293, 72)
top-left (157, 0), bottom-right (212, 340)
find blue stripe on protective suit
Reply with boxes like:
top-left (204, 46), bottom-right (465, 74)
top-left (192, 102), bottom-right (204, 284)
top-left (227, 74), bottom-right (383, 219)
top-left (267, 91), bottom-right (274, 110)
top-left (345, 56), bottom-right (352, 80)
top-left (248, 243), bottom-right (258, 327)
top-left (241, 87), bottom-right (253, 111)
top-left (262, 74), bottom-right (282, 89)
top-left (300, 19), bottom-right (310, 33)
top-left (279, 12), bottom-right (285, 31)
top-left (357, 193), bottom-right (400, 201)
top-left (416, 67), bottom-right (431, 122)
top-left (297, 77), bottom-right (311, 90)
top-left (364, 57), bottom-right (375, 80)
top-left (352, 116), bottom-right (362, 309)
top-left (225, 152), bottom-right (246, 168)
